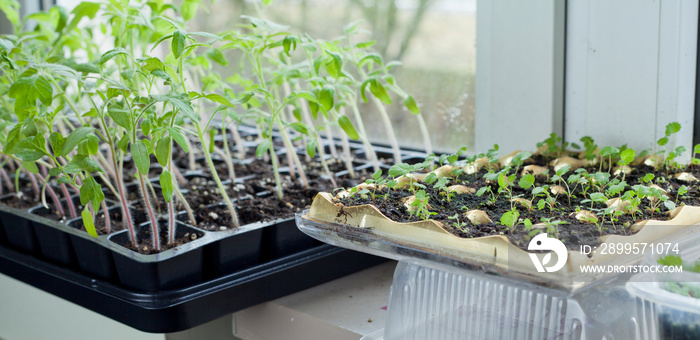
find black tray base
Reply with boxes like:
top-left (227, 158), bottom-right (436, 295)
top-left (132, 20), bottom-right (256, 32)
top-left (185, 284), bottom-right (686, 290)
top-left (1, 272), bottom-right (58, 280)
top-left (0, 243), bottom-right (387, 333)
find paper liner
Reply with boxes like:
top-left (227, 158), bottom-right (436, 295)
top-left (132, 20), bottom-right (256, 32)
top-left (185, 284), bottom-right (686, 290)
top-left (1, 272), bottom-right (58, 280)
top-left (308, 192), bottom-right (700, 281)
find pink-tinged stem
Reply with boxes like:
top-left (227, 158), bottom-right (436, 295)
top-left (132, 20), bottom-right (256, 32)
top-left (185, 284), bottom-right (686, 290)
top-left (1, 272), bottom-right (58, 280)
top-left (138, 174), bottom-right (160, 251)
top-left (60, 184), bottom-right (78, 219)
top-left (171, 165), bottom-right (187, 187)
top-left (101, 199), bottom-right (111, 234)
top-left (35, 172), bottom-right (65, 218)
top-left (24, 170), bottom-right (40, 201)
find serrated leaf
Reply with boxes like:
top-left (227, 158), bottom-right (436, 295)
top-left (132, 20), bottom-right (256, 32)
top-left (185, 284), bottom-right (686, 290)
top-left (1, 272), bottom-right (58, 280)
top-left (160, 170), bottom-right (173, 202)
top-left (618, 148), bottom-right (636, 166)
top-left (338, 115), bottom-right (359, 140)
top-left (518, 174), bottom-right (535, 190)
top-left (388, 163), bottom-right (410, 178)
top-left (657, 137), bottom-right (669, 146)
top-left (666, 122), bottom-right (681, 136)
top-left (403, 95), bottom-right (419, 114)
top-left (131, 141), bottom-right (150, 175)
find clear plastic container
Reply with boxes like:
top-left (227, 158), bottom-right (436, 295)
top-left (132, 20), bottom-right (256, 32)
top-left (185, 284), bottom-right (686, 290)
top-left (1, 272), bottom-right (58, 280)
top-left (298, 210), bottom-right (700, 339)
top-left (627, 231), bottom-right (700, 340)
top-left (383, 261), bottom-right (642, 340)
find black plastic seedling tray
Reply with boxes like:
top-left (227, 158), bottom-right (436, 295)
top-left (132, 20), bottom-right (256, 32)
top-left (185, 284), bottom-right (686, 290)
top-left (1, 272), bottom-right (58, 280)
top-left (0, 241), bottom-right (385, 333)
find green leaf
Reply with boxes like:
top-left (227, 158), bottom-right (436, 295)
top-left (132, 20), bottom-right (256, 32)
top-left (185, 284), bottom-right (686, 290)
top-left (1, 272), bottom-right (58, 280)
top-left (99, 48), bottom-right (128, 65)
top-left (62, 127), bottom-right (94, 156)
top-left (518, 174), bottom-right (535, 190)
top-left (338, 115), bottom-right (359, 140)
top-left (403, 95), bottom-right (420, 114)
top-left (665, 122), bottom-right (681, 136)
top-left (500, 211), bottom-right (516, 227)
top-left (288, 122), bottom-right (309, 135)
top-left (82, 208), bottom-right (98, 238)
top-left (48, 167), bottom-right (62, 177)
top-left (318, 86), bottom-right (334, 111)
top-left (108, 108), bottom-right (132, 130)
top-left (131, 141), bottom-right (150, 175)
top-left (0, 0), bottom-right (20, 27)
top-left (67, 1), bottom-right (100, 32)
top-left (369, 79), bottom-right (391, 105)
top-left (657, 137), bottom-right (669, 147)
top-left (205, 93), bottom-right (236, 107)
top-left (170, 128), bottom-right (189, 153)
top-left (167, 95), bottom-right (197, 121)
top-left (306, 139), bottom-right (316, 158)
top-left (79, 175), bottom-right (104, 209)
top-left (356, 41), bottom-right (376, 49)
top-left (181, 0), bottom-right (200, 21)
top-left (388, 163), bottom-right (410, 178)
top-left (256, 139), bottom-right (272, 158)
top-left (172, 30), bottom-right (186, 58)
top-left (664, 200), bottom-right (676, 212)
top-left (160, 170), bottom-right (173, 202)
top-left (206, 49), bottom-right (228, 66)
top-left (49, 132), bottom-right (65, 157)
top-left (618, 148), bottom-right (636, 166)
top-left (22, 161), bottom-right (38, 174)
top-left (155, 136), bottom-right (171, 166)
top-left (117, 134), bottom-right (130, 153)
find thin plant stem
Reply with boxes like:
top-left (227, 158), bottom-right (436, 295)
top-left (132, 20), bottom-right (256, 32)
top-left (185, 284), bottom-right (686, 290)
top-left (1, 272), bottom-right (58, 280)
top-left (349, 100), bottom-right (380, 171)
top-left (101, 199), bottom-right (111, 234)
top-left (275, 116), bottom-right (308, 188)
top-left (372, 97), bottom-right (402, 163)
top-left (175, 187), bottom-right (196, 225)
top-left (337, 107), bottom-right (356, 178)
top-left (221, 118), bottom-right (237, 182)
top-left (138, 174), bottom-right (160, 251)
top-left (35, 172), bottom-right (65, 218)
top-left (227, 120), bottom-right (246, 159)
top-left (199, 127), bottom-right (240, 228)
top-left (323, 117), bottom-right (339, 158)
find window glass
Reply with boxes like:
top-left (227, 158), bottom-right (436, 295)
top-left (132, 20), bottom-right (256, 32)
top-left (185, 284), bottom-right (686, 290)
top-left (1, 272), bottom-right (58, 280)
top-left (191, 0), bottom-right (476, 153)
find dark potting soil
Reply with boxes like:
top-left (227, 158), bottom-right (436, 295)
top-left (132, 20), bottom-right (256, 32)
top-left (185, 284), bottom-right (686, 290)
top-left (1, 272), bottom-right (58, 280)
top-left (337, 162), bottom-right (700, 251)
top-left (69, 207), bottom-right (135, 235)
top-left (116, 222), bottom-right (205, 255)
